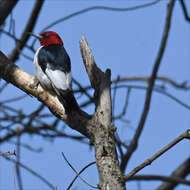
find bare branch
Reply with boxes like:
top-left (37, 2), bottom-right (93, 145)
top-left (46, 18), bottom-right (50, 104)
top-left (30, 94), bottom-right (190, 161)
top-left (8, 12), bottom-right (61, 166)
top-left (15, 129), bottom-right (23, 190)
top-left (0, 28), bottom-right (35, 53)
top-left (124, 129), bottom-right (190, 179)
top-left (1, 94), bottom-right (27, 104)
top-left (113, 87), bottom-right (131, 120)
top-left (8, 141), bottom-right (43, 153)
top-left (179, 0), bottom-right (190, 22)
top-left (12, 164), bottom-right (17, 190)
top-left (0, 0), bottom-right (18, 26)
top-left (112, 76), bottom-right (190, 90)
top-left (73, 78), bottom-right (93, 101)
top-left (112, 84), bottom-right (190, 110)
top-left (120, 0), bottom-right (176, 172)
top-left (80, 36), bottom-right (125, 190)
top-left (67, 161), bottom-right (96, 190)
top-left (31, 0), bottom-right (162, 47)
top-left (61, 153), bottom-right (98, 189)
top-left (157, 157), bottom-right (190, 190)
top-left (3, 156), bottom-right (55, 190)
top-left (0, 81), bottom-right (8, 93)
top-left (127, 174), bottom-right (190, 186)
top-left (112, 76), bottom-right (119, 120)
top-left (8, 0), bottom-right (45, 62)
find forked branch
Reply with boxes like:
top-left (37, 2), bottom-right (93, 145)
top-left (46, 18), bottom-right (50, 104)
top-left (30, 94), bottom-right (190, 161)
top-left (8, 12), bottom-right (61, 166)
top-left (124, 129), bottom-right (190, 180)
top-left (80, 36), bottom-right (125, 190)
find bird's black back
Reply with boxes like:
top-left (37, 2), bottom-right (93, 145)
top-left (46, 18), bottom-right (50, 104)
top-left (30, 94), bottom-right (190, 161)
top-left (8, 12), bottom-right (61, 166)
top-left (38, 44), bottom-right (71, 73)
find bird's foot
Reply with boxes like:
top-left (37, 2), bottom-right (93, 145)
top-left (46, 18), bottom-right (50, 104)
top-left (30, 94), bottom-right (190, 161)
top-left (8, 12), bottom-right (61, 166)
top-left (30, 77), bottom-right (39, 89)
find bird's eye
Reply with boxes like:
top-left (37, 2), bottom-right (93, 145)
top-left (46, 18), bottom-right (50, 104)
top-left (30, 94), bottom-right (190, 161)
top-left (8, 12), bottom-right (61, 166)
top-left (43, 34), bottom-right (50, 39)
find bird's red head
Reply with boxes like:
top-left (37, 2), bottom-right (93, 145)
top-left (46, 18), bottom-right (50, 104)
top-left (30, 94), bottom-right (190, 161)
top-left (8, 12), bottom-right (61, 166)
top-left (39, 31), bottom-right (63, 46)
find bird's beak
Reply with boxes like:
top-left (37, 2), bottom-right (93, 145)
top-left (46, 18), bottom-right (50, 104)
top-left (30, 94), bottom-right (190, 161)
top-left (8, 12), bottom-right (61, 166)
top-left (28, 32), bottom-right (43, 39)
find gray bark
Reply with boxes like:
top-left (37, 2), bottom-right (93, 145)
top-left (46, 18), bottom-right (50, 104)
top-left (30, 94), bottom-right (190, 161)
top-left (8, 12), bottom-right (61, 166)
top-left (80, 36), bottom-right (125, 190)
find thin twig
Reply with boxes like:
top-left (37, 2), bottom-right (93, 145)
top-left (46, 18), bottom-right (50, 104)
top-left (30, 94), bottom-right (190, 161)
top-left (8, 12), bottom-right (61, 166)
top-left (73, 78), bottom-right (93, 101)
top-left (112, 84), bottom-right (190, 110)
top-left (112, 76), bottom-right (119, 121)
top-left (67, 161), bottom-right (97, 190)
top-left (12, 165), bottom-right (17, 190)
top-left (111, 76), bottom-right (190, 90)
top-left (179, 0), bottom-right (190, 22)
top-left (15, 128), bottom-right (23, 190)
top-left (157, 157), bottom-right (190, 190)
top-left (124, 129), bottom-right (190, 179)
top-left (8, 0), bottom-right (44, 62)
top-left (127, 174), bottom-right (190, 186)
top-left (1, 94), bottom-right (27, 104)
top-left (9, 12), bottom-right (15, 35)
top-left (61, 152), bottom-right (98, 189)
top-left (0, 29), bottom-right (35, 53)
top-left (115, 133), bottom-right (125, 161)
top-left (26, 104), bottom-right (45, 127)
top-left (0, 121), bottom-right (87, 144)
top-left (31, 0), bottom-right (161, 46)
top-left (113, 87), bottom-right (131, 120)
top-left (75, 75), bottom-right (190, 109)
top-left (8, 141), bottom-right (42, 153)
top-left (0, 0), bottom-right (18, 26)
top-left (120, 0), bottom-right (176, 172)
top-left (3, 156), bottom-right (55, 189)
top-left (0, 81), bottom-right (8, 93)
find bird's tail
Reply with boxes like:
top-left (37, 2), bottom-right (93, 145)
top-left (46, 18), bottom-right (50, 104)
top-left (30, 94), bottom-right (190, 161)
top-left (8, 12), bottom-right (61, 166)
top-left (58, 89), bottom-right (79, 113)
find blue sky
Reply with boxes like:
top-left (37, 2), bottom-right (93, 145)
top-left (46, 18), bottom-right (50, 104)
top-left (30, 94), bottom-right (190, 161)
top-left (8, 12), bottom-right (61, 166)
top-left (0, 0), bottom-right (189, 189)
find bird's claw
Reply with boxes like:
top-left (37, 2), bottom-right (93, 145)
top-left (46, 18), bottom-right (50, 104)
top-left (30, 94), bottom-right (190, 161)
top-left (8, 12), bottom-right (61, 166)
top-left (30, 77), bottom-right (39, 89)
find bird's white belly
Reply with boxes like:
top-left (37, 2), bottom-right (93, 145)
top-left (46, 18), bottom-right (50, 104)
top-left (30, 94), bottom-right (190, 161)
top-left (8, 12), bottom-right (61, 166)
top-left (36, 63), bottom-right (52, 89)
top-left (34, 47), bottom-right (52, 91)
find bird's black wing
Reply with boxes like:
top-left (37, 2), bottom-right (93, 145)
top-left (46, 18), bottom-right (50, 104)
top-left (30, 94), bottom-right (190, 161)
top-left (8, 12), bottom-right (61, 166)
top-left (38, 44), bottom-right (71, 73)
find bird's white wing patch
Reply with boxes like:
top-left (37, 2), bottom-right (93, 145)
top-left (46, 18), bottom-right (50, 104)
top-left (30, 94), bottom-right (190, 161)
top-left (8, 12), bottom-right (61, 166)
top-left (45, 68), bottom-right (72, 91)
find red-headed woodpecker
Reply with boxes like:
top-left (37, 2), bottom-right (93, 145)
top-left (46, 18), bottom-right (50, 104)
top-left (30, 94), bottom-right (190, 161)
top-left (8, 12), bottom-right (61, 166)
top-left (30, 31), bottom-right (79, 113)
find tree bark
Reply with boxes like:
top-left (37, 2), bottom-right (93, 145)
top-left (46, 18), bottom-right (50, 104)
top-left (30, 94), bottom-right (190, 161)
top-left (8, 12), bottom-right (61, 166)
top-left (80, 36), bottom-right (125, 190)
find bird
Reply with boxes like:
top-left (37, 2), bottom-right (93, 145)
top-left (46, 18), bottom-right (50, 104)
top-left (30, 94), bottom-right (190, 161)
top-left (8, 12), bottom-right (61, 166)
top-left (30, 31), bottom-right (79, 113)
